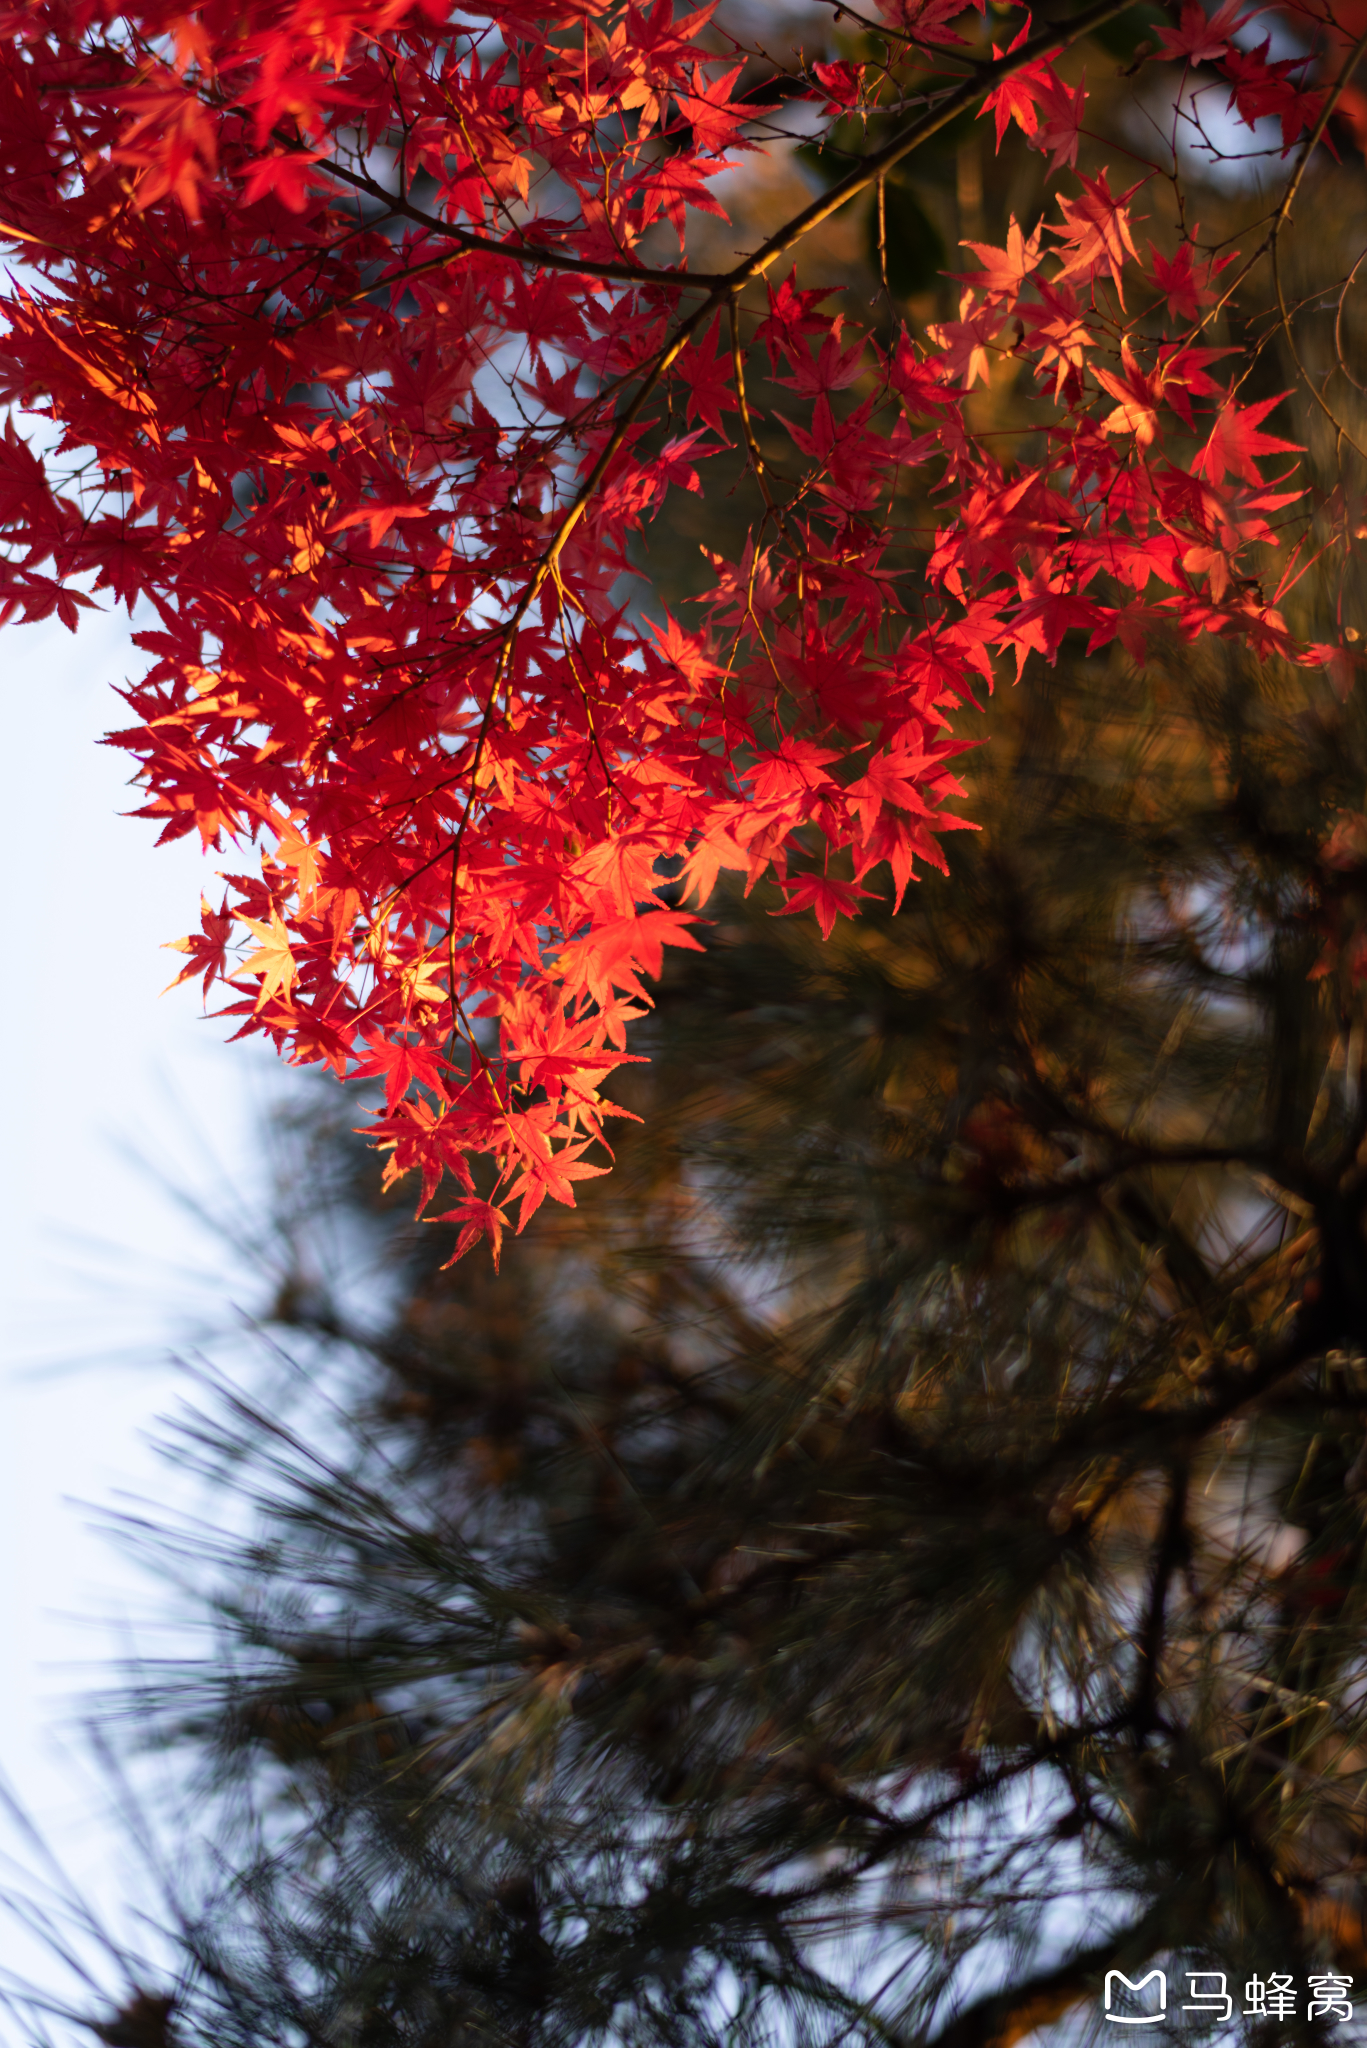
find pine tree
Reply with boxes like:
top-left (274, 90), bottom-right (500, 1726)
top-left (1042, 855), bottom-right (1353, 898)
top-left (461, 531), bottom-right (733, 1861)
top-left (47, 614), bottom-right (1367, 2048)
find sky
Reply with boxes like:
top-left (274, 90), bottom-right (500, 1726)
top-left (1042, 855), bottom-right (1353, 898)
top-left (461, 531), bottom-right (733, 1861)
top-left (0, 599), bottom-right (270, 2016)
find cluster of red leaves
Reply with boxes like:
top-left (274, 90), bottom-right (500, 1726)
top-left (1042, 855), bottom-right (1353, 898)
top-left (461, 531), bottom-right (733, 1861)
top-left (0, 0), bottom-right (1343, 1255)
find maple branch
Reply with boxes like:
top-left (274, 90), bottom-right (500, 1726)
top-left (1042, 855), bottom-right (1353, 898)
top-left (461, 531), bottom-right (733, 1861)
top-left (0, 214), bottom-right (65, 251)
top-left (319, 158), bottom-right (731, 288)
top-left (1268, 23), bottom-right (1367, 251)
top-left (704, 0), bottom-right (1140, 287)
top-left (1332, 242), bottom-right (1367, 395)
top-left (287, 248), bottom-right (479, 328)
top-left (472, 0), bottom-right (1144, 726)
top-left (487, 308), bottom-right (715, 703)
top-left (549, 560), bottom-right (627, 810)
top-left (1191, 21), bottom-right (1367, 447)
top-left (1265, 19), bottom-right (1367, 457)
top-left (728, 298), bottom-right (796, 544)
top-left (318, 0), bottom-right (1139, 300)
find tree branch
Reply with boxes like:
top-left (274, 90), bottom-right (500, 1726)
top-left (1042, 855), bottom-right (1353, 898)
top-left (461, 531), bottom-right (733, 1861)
top-left (924, 1902), bottom-right (1189, 2048)
top-left (1131, 1460), bottom-right (1189, 1738)
top-left (318, 0), bottom-right (1142, 297)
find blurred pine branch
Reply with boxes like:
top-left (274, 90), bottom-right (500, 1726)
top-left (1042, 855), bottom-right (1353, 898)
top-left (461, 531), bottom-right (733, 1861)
top-left (46, 631), bottom-right (1367, 2048)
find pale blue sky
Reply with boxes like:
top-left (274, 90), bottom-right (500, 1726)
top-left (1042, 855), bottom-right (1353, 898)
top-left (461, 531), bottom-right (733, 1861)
top-left (0, 602), bottom-right (266, 2009)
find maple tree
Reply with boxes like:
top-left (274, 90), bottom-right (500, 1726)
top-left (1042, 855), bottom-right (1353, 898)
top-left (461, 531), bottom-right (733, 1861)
top-left (0, 0), bottom-right (1356, 1251)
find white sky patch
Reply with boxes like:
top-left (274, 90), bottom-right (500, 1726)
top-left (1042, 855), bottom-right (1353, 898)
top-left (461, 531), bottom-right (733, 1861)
top-left (1121, 64), bottom-right (1301, 194)
top-left (0, 596), bottom-right (277, 2021)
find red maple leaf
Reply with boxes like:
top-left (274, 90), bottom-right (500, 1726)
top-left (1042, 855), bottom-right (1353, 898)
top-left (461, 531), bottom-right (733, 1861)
top-left (352, 1032), bottom-right (451, 1113)
top-left (675, 322), bottom-right (740, 437)
top-left (1050, 171), bottom-right (1143, 300)
top-left (811, 60), bottom-right (866, 111)
top-left (1193, 395), bottom-right (1301, 486)
top-left (163, 895), bottom-right (233, 1000)
top-left (773, 872), bottom-right (877, 939)
top-left (1155, 0), bottom-right (1252, 65)
top-left (433, 1197), bottom-right (511, 1271)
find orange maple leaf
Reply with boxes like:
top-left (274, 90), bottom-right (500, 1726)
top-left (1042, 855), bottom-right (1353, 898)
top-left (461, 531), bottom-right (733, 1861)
top-left (235, 908), bottom-right (298, 1009)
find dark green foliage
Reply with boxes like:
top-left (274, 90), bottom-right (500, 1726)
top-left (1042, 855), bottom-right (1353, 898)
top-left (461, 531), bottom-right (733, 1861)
top-left (55, 638), bottom-right (1367, 2048)
top-left (1086, 1), bottom-right (1169, 61)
